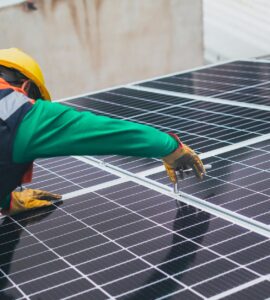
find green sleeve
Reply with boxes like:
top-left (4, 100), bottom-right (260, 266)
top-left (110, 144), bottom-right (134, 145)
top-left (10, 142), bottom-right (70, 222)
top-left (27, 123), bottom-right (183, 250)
top-left (13, 100), bottom-right (178, 163)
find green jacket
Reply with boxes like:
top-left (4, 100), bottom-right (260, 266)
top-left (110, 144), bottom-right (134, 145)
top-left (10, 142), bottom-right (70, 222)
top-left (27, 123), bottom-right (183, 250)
top-left (2, 99), bottom-right (177, 208)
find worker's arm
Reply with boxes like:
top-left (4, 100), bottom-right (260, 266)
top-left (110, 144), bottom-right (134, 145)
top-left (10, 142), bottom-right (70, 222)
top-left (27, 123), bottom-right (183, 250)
top-left (13, 100), bottom-right (179, 162)
top-left (4, 100), bottom-right (204, 214)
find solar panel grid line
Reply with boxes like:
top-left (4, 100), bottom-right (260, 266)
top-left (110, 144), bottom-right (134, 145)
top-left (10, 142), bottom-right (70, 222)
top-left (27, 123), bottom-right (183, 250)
top-left (195, 153), bottom-right (270, 184)
top-left (38, 156), bottom-right (72, 164)
top-left (130, 105), bottom-right (242, 128)
top-left (186, 267), bottom-right (266, 294)
top-left (141, 108), bottom-right (254, 131)
top-left (180, 70), bottom-right (262, 85)
top-left (188, 63), bottom-right (270, 76)
top-left (1, 212), bottom-right (268, 298)
top-left (36, 162), bottom-right (98, 177)
top-left (85, 95), bottom-right (165, 114)
top-left (194, 62), bottom-right (270, 74)
top-left (17, 220), bottom-right (80, 246)
top-left (157, 75), bottom-right (244, 89)
top-left (60, 289), bottom-right (98, 300)
top-left (24, 278), bottom-right (98, 299)
top-left (24, 274), bottom-right (94, 299)
top-left (26, 206), bottom-right (198, 296)
top-left (8, 216), bottom-right (114, 299)
top-left (52, 166), bottom-right (109, 181)
top-left (146, 146), bottom-right (270, 228)
top-left (99, 89), bottom-right (191, 106)
top-left (141, 232), bottom-right (251, 270)
top-left (78, 201), bottom-right (171, 230)
top-left (53, 199), bottom-right (270, 300)
top-left (61, 178), bottom-right (127, 202)
top-left (8, 257), bottom-right (62, 282)
top-left (108, 89), bottom-right (197, 106)
top-left (91, 190), bottom-right (267, 275)
top-left (142, 110), bottom-right (265, 135)
top-left (40, 232), bottom-right (208, 298)
top-left (71, 155), bottom-right (270, 236)
top-left (208, 277), bottom-right (269, 300)
top-left (32, 162), bottom-right (84, 189)
top-left (238, 206), bottom-right (270, 224)
top-left (213, 81), bottom-right (270, 97)
top-left (198, 134), bottom-right (270, 160)
top-left (231, 61), bottom-right (270, 68)
top-left (164, 102), bottom-right (270, 125)
top-left (128, 85), bottom-right (270, 111)
top-left (37, 158), bottom-right (85, 170)
top-left (137, 136), bottom-right (270, 178)
top-left (137, 76), bottom-right (266, 98)
top-left (38, 200), bottom-right (206, 299)
top-left (99, 158), bottom-right (159, 173)
top-left (2, 211), bottom-right (221, 267)
top-left (28, 168), bottom-right (94, 187)
top-left (159, 171), bottom-right (270, 218)
top-left (63, 182), bottom-right (139, 208)
top-left (108, 276), bottom-right (173, 299)
top-left (71, 173), bottom-right (120, 188)
top-left (213, 87), bottom-right (270, 100)
top-left (66, 95), bottom-right (196, 122)
top-left (145, 173), bottom-right (270, 221)
top-left (126, 117), bottom-right (234, 148)
top-left (124, 60), bottom-right (237, 87)
top-left (0, 269), bottom-right (30, 300)
top-left (147, 163), bottom-right (268, 196)
top-left (138, 76), bottom-right (269, 97)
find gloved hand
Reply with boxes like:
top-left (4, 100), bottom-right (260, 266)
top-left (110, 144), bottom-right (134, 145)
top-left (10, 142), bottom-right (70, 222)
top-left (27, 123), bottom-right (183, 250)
top-left (6, 189), bottom-right (62, 215)
top-left (163, 133), bottom-right (205, 183)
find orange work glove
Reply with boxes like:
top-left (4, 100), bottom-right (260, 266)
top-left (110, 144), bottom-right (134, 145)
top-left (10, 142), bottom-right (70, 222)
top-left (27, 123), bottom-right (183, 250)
top-left (163, 133), bottom-right (205, 184)
top-left (7, 189), bottom-right (62, 215)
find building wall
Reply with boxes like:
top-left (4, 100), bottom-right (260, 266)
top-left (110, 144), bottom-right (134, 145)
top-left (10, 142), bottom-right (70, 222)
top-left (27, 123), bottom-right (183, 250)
top-left (204, 0), bottom-right (270, 63)
top-left (0, 0), bottom-right (203, 99)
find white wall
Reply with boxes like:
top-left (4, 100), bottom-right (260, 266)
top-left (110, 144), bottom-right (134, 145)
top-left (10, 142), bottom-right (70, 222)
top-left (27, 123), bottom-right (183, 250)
top-left (0, 0), bottom-right (203, 99)
top-left (204, 0), bottom-right (270, 63)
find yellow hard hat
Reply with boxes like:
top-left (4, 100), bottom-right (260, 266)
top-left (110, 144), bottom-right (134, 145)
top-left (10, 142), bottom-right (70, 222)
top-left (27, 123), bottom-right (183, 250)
top-left (0, 48), bottom-right (51, 100)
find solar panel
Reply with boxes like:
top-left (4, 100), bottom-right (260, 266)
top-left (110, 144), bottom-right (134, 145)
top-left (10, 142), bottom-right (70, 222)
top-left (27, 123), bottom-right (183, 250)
top-left (1, 59), bottom-right (270, 299)
top-left (1, 182), bottom-right (269, 299)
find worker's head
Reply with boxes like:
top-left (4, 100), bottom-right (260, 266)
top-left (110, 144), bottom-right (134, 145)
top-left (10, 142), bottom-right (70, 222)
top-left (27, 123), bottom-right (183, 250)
top-left (0, 48), bottom-right (51, 100)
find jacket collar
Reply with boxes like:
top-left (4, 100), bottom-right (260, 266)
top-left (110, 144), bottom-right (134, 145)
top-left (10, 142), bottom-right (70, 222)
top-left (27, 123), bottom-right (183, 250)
top-left (0, 78), bottom-right (28, 96)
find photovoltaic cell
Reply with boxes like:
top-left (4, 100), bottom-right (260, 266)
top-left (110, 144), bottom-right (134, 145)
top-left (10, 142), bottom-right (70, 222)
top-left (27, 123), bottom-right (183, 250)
top-left (0, 182), bottom-right (269, 299)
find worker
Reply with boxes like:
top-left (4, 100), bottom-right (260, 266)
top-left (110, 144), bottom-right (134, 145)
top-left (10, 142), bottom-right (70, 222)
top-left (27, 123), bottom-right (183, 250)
top-left (0, 48), bottom-right (205, 215)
